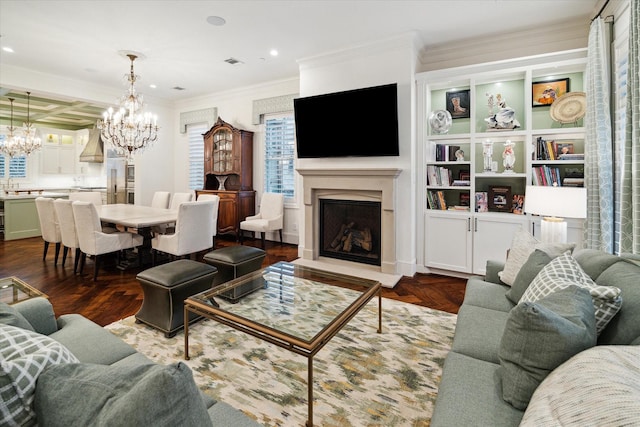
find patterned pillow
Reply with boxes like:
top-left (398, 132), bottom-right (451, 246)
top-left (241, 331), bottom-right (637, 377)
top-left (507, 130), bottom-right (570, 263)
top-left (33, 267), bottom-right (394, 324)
top-left (499, 229), bottom-right (575, 286)
top-left (0, 324), bottom-right (79, 426)
top-left (520, 251), bottom-right (622, 335)
top-left (521, 345), bottom-right (640, 426)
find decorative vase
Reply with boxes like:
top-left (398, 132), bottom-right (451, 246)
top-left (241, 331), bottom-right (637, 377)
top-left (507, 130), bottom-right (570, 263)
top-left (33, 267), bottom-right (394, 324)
top-left (482, 140), bottom-right (494, 173)
top-left (502, 140), bottom-right (516, 173)
top-left (216, 175), bottom-right (228, 191)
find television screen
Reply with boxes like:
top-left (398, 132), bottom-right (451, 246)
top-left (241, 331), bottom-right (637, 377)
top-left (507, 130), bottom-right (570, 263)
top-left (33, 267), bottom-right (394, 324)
top-left (294, 83), bottom-right (399, 158)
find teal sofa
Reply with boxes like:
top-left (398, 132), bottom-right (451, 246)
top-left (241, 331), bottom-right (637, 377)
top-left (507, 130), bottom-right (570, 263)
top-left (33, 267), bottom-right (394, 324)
top-left (4, 297), bottom-right (261, 427)
top-left (431, 249), bottom-right (640, 426)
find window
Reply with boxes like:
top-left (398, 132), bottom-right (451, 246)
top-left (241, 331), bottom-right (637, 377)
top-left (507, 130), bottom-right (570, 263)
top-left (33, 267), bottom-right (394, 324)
top-left (0, 135), bottom-right (27, 179)
top-left (187, 122), bottom-right (208, 190)
top-left (264, 114), bottom-right (295, 200)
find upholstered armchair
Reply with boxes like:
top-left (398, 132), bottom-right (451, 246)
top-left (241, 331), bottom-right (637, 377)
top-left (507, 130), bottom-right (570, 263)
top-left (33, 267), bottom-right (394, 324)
top-left (196, 194), bottom-right (220, 249)
top-left (239, 193), bottom-right (284, 249)
top-left (72, 201), bottom-right (143, 281)
top-left (35, 197), bottom-right (62, 265)
top-left (53, 199), bottom-right (81, 273)
top-left (151, 200), bottom-right (215, 264)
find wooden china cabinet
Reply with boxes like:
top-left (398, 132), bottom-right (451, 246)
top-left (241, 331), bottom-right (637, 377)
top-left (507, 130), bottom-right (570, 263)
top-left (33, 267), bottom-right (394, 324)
top-left (196, 117), bottom-right (255, 239)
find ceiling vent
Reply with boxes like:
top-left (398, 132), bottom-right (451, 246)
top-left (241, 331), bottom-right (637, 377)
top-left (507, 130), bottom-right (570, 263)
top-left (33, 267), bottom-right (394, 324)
top-left (172, 86), bottom-right (186, 91)
top-left (224, 57), bottom-right (243, 65)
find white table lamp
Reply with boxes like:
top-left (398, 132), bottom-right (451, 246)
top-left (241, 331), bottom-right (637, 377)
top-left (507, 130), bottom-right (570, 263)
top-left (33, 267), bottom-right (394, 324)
top-left (524, 186), bottom-right (587, 243)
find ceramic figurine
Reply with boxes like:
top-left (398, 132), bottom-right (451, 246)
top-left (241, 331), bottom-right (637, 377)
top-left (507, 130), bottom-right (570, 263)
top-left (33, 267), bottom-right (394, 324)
top-left (502, 140), bottom-right (515, 173)
top-left (485, 93), bottom-right (521, 130)
top-left (482, 140), bottom-right (493, 172)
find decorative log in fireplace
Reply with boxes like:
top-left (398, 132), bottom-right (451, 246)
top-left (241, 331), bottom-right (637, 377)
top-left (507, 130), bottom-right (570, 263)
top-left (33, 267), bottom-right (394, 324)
top-left (319, 199), bottom-right (381, 266)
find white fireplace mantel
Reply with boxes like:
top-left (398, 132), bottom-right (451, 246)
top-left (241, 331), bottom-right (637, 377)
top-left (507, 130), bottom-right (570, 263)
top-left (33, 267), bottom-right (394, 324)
top-left (297, 168), bottom-right (402, 275)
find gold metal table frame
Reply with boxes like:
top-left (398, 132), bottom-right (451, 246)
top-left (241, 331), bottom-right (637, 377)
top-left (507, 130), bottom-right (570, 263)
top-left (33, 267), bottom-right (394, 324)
top-left (184, 261), bottom-right (382, 426)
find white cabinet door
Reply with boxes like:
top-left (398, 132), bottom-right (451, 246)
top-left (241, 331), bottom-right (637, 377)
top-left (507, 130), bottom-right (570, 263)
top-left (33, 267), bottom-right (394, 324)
top-left (41, 145), bottom-right (60, 174)
top-left (41, 144), bottom-right (76, 174)
top-left (58, 145), bottom-right (76, 174)
top-left (473, 214), bottom-right (529, 275)
top-left (425, 211), bottom-right (473, 273)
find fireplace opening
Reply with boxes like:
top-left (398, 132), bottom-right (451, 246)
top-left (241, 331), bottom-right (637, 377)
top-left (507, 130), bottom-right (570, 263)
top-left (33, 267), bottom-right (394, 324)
top-left (319, 199), bottom-right (381, 266)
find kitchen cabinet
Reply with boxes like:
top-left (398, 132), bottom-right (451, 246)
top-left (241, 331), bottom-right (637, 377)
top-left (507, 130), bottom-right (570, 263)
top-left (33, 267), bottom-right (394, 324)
top-left (199, 118), bottom-right (255, 238)
top-left (1, 193), bottom-right (68, 240)
top-left (41, 133), bottom-right (76, 174)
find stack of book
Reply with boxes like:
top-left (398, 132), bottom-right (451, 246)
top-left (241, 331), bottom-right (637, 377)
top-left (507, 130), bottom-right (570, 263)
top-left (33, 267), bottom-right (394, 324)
top-left (427, 190), bottom-right (447, 210)
top-left (427, 165), bottom-right (452, 186)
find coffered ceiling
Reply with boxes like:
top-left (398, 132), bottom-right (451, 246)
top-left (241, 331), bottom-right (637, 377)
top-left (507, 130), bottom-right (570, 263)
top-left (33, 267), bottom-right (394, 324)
top-left (0, 1), bottom-right (600, 131)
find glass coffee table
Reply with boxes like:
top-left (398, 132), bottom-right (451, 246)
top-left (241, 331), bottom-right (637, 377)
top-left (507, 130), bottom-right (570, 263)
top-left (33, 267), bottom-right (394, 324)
top-left (184, 261), bottom-right (382, 426)
top-left (0, 276), bottom-right (48, 305)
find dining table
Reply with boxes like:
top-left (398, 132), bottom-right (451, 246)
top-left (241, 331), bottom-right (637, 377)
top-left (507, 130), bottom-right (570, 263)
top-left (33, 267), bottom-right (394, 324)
top-left (96, 204), bottom-right (178, 268)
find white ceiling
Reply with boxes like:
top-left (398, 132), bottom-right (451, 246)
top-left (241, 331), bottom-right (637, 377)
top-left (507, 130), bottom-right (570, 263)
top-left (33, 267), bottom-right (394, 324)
top-left (1, 0), bottom-right (598, 104)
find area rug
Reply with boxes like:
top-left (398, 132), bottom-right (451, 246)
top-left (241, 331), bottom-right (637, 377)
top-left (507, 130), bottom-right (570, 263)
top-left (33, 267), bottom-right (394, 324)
top-left (106, 297), bottom-right (456, 427)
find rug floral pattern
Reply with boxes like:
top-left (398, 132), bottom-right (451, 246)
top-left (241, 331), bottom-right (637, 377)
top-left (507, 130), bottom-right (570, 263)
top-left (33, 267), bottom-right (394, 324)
top-left (106, 295), bottom-right (456, 427)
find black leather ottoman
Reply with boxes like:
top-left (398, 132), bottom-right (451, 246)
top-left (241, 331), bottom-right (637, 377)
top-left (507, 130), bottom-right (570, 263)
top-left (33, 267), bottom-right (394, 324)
top-left (135, 260), bottom-right (217, 338)
top-left (203, 246), bottom-right (266, 302)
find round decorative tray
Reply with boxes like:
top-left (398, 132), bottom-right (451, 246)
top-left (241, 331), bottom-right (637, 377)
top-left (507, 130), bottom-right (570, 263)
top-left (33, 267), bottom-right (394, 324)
top-left (550, 92), bottom-right (586, 124)
top-left (428, 109), bottom-right (452, 134)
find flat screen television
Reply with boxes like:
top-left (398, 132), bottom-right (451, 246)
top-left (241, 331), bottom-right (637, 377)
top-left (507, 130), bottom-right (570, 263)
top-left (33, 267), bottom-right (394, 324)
top-left (294, 83), bottom-right (399, 158)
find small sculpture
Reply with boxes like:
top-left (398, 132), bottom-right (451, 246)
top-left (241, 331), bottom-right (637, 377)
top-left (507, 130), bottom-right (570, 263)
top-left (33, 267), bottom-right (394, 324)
top-left (482, 140), bottom-right (494, 173)
top-left (485, 93), bottom-right (521, 131)
top-left (502, 140), bottom-right (515, 173)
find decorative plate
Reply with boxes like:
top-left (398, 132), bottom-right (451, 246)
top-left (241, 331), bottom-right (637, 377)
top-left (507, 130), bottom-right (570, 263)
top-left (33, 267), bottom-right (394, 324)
top-left (550, 92), bottom-right (586, 124)
top-left (428, 110), bottom-right (452, 134)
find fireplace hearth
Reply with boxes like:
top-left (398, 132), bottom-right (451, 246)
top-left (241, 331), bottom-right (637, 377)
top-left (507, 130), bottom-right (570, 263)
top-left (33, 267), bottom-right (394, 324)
top-left (319, 199), bottom-right (381, 266)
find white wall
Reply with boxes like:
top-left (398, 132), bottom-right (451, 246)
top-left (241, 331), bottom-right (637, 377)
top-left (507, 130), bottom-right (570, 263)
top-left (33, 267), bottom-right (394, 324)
top-left (297, 33), bottom-right (419, 276)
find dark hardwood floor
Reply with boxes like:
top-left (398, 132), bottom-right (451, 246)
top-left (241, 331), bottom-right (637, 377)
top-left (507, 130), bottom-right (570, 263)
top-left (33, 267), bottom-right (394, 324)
top-left (0, 234), bottom-right (466, 326)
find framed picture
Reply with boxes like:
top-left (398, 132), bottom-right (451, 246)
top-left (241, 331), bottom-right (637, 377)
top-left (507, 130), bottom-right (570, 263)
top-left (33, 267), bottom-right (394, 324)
top-left (488, 186), bottom-right (512, 212)
top-left (511, 194), bottom-right (525, 214)
top-left (532, 78), bottom-right (570, 107)
top-left (475, 192), bottom-right (488, 213)
top-left (556, 142), bottom-right (574, 157)
top-left (446, 89), bottom-right (471, 119)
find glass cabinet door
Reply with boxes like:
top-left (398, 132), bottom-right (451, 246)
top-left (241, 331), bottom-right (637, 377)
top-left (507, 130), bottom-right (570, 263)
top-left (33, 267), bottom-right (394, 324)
top-left (213, 128), bottom-right (233, 174)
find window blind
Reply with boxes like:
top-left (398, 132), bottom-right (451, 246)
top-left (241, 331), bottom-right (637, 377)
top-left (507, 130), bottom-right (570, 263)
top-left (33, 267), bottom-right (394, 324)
top-left (188, 123), bottom-right (208, 190)
top-left (264, 115), bottom-right (295, 199)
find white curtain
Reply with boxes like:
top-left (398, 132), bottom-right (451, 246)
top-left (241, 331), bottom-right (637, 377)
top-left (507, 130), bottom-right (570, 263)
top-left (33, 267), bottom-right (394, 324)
top-left (619, 0), bottom-right (640, 254)
top-left (584, 17), bottom-right (614, 252)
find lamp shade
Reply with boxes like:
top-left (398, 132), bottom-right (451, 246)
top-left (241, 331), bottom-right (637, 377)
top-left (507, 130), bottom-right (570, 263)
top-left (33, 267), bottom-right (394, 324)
top-left (524, 186), bottom-right (587, 219)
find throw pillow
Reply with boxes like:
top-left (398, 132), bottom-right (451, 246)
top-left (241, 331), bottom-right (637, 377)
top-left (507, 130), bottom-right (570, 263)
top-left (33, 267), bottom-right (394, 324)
top-left (498, 285), bottom-right (596, 410)
top-left (520, 345), bottom-right (640, 426)
top-left (34, 362), bottom-right (213, 427)
top-left (520, 251), bottom-right (623, 335)
top-left (498, 229), bottom-right (575, 286)
top-left (0, 324), bottom-right (79, 427)
top-left (505, 249), bottom-right (553, 304)
top-left (0, 302), bottom-right (34, 331)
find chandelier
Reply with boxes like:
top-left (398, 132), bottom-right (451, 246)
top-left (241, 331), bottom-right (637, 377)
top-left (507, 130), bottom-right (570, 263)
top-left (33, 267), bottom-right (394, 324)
top-left (0, 93), bottom-right (42, 157)
top-left (97, 53), bottom-right (158, 158)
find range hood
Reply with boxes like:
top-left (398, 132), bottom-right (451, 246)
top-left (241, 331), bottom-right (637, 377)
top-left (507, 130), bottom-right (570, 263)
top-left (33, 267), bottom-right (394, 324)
top-left (79, 128), bottom-right (104, 163)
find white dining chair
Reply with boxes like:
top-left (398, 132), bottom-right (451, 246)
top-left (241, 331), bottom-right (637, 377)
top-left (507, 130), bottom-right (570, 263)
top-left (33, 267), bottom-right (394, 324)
top-left (35, 197), bottom-right (62, 265)
top-left (72, 201), bottom-right (143, 281)
top-left (53, 199), bottom-right (81, 273)
top-left (169, 192), bottom-right (194, 210)
top-left (151, 200), bottom-right (215, 265)
top-left (150, 191), bottom-right (171, 209)
top-left (196, 194), bottom-right (220, 249)
top-left (69, 191), bottom-right (103, 205)
top-left (240, 193), bottom-right (284, 249)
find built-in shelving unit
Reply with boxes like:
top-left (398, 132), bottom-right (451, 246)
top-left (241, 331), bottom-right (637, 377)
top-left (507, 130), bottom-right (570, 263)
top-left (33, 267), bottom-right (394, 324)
top-left (417, 50), bottom-right (587, 275)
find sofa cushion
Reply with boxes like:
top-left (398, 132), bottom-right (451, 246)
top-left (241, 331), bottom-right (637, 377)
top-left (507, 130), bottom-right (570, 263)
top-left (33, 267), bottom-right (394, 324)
top-left (499, 229), bottom-right (574, 286)
top-left (0, 302), bottom-right (34, 331)
top-left (50, 314), bottom-right (137, 363)
top-left (451, 304), bottom-right (510, 364)
top-left (498, 286), bottom-right (597, 410)
top-left (520, 345), bottom-right (640, 426)
top-left (431, 351), bottom-right (524, 427)
top-left (573, 248), bottom-right (623, 281)
top-left (595, 260), bottom-right (640, 344)
top-left (520, 252), bottom-right (622, 335)
top-left (34, 362), bottom-right (213, 427)
top-left (463, 278), bottom-right (514, 312)
top-left (505, 249), bottom-right (553, 304)
top-left (0, 324), bottom-right (79, 427)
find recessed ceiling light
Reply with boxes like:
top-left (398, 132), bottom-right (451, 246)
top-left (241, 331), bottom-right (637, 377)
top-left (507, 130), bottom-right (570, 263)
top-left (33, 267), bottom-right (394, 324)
top-left (2, 47), bottom-right (14, 53)
top-left (149, 84), bottom-right (157, 89)
top-left (207, 16), bottom-right (226, 26)
top-left (270, 49), bottom-right (278, 57)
